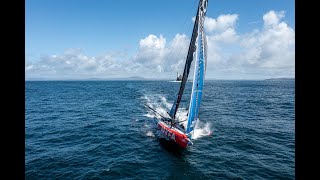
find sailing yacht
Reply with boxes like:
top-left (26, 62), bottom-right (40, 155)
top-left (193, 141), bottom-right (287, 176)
top-left (147, 0), bottom-right (208, 148)
top-left (176, 72), bottom-right (182, 81)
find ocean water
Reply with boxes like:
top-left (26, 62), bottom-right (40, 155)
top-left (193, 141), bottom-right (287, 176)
top-left (25, 80), bottom-right (295, 179)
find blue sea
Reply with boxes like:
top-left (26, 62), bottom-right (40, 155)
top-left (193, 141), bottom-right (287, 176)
top-left (25, 80), bottom-right (295, 179)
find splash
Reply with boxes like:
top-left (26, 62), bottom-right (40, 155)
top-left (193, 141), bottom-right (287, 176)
top-left (144, 113), bottom-right (156, 119)
top-left (143, 95), bottom-right (172, 120)
top-left (192, 119), bottom-right (212, 139)
top-left (175, 110), bottom-right (212, 140)
top-left (146, 131), bottom-right (155, 137)
top-left (143, 94), bottom-right (212, 140)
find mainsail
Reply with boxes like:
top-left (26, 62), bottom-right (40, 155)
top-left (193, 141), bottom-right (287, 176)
top-left (169, 0), bottom-right (208, 120)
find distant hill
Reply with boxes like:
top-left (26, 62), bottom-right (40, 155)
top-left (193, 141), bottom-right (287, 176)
top-left (265, 77), bottom-right (295, 81)
top-left (98, 76), bottom-right (147, 81)
top-left (25, 76), bottom-right (147, 81)
top-left (126, 76), bottom-right (145, 80)
top-left (25, 77), bottom-right (46, 81)
top-left (107, 76), bottom-right (146, 80)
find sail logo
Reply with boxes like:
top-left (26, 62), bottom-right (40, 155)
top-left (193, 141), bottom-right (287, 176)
top-left (160, 126), bottom-right (176, 142)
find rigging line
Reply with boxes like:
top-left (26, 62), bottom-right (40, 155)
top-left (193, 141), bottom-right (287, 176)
top-left (161, 0), bottom-right (198, 72)
top-left (165, 0), bottom-right (198, 58)
top-left (171, 14), bottom-right (199, 76)
top-left (168, 41), bottom-right (188, 85)
top-left (168, 0), bottom-right (199, 81)
top-left (159, 0), bottom-right (198, 79)
top-left (171, 10), bottom-right (199, 72)
top-left (144, 104), bottom-right (172, 121)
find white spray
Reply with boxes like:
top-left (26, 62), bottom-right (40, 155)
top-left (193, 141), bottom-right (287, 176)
top-left (143, 94), bottom-right (212, 140)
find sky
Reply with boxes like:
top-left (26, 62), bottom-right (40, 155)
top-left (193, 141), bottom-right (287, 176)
top-left (26, 0), bottom-right (295, 80)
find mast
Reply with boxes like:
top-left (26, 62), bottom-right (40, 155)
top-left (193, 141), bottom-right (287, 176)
top-left (169, 0), bottom-right (208, 119)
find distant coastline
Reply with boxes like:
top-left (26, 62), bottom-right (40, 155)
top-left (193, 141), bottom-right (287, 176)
top-left (25, 77), bottom-right (295, 81)
top-left (264, 77), bottom-right (295, 81)
top-left (26, 76), bottom-right (156, 81)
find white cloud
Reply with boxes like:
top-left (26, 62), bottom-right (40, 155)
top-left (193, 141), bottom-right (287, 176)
top-left (133, 34), bottom-right (166, 69)
top-left (130, 33), bottom-right (189, 76)
top-left (26, 10), bottom-right (294, 80)
top-left (139, 34), bottom-right (166, 49)
top-left (204, 14), bottom-right (240, 74)
top-left (263, 10), bottom-right (285, 27)
top-left (26, 34), bottom-right (190, 79)
top-left (205, 10), bottom-right (294, 79)
top-left (209, 28), bottom-right (238, 43)
top-left (205, 14), bottom-right (238, 32)
top-left (26, 49), bottom-right (126, 79)
top-left (240, 10), bottom-right (295, 70)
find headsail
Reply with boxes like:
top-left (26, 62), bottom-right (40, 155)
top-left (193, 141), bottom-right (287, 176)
top-left (186, 13), bottom-right (207, 136)
top-left (185, 0), bottom-right (208, 137)
top-left (169, 0), bottom-right (208, 119)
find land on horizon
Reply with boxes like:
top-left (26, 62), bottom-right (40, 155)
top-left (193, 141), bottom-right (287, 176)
top-left (25, 76), bottom-right (295, 81)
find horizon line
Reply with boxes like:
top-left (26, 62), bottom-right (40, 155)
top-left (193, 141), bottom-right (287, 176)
top-left (25, 77), bottom-right (295, 81)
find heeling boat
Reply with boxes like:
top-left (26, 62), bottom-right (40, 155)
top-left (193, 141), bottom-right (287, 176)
top-left (148, 0), bottom-right (208, 149)
top-left (176, 72), bottom-right (182, 81)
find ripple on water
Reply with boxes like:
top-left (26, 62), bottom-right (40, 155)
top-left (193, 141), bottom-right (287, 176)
top-left (26, 80), bottom-right (295, 179)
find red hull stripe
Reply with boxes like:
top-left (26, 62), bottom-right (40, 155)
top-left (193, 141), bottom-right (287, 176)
top-left (158, 122), bottom-right (191, 148)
